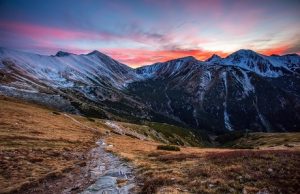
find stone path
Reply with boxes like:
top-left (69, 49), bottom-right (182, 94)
top-left (81, 140), bottom-right (136, 194)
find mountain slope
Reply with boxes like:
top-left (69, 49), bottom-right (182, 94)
top-left (0, 48), bottom-right (151, 121)
top-left (134, 50), bottom-right (300, 132)
top-left (1, 48), bottom-right (299, 133)
top-left (211, 49), bottom-right (299, 77)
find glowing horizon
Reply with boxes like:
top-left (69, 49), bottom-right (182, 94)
top-left (0, 0), bottom-right (299, 67)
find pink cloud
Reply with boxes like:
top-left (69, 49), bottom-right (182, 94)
top-left (0, 20), bottom-right (118, 41)
top-left (1, 19), bottom-right (297, 68)
top-left (218, 5), bottom-right (263, 36)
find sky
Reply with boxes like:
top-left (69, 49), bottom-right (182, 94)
top-left (0, 0), bottom-right (299, 67)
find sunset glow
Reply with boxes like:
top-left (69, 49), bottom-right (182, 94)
top-left (0, 0), bottom-right (299, 67)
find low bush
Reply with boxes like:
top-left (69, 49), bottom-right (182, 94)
top-left (215, 131), bottom-right (245, 144)
top-left (87, 117), bottom-right (95, 122)
top-left (157, 145), bottom-right (180, 151)
top-left (141, 175), bottom-right (175, 193)
top-left (284, 144), bottom-right (294, 148)
top-left (158, 153), bottom-right (200, 162)
top-left (233, 145), bottom-right (254, 149)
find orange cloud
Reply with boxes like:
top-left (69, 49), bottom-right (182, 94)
top-left (259, 45), bottom-right (290, 56)
top-left (2, 21), bottom-right (297, 68)
top-left (259, 45), bottom-right (300, 55)
top-left (102, 48), bottom-right (228, 67)
top-left (105, 46), bottom-right (300, 67)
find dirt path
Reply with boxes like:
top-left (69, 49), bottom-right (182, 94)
top-left (62, 114), bottom-right (137, 193)
top-left (81, 139), bottom-right (136, 194)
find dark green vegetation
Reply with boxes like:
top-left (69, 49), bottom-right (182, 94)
top-left (215, 131), bottom-right (300, 149)
top-left (215, 131), bottom-right (245, 145)
top-left (106, 121), bottom-right (208, 147)
top-left (106, 120), bottom-right (300, 149)
top-left (221, 132), bottom-right (300, 149)
top-left (157, 145), bottom-right (180, 151)
top-left (145, 122), bottom-right (210, 146)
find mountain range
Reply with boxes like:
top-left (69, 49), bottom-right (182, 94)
top-left (0, 47), bottom-right (299, 134)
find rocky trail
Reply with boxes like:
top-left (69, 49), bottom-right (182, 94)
top-left (81, 140), bottom-right (136, 194)
top-left (62, 114), bottom-right (137, 194)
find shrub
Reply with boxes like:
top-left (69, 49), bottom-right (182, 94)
top-left (141, 175), bottom-right (175, 193)
top-left (157, 145), bottom-right (180, 151)
top-left (215, 131), bottom-right (245, 144)
top-left (284, 144), bottom-right (294, 148)
top-left (234, 145), bottom-right (254, 149)
top-left (157, 153), bottom-right (200, 162)
top-left (52, 111), bottom-right (61, 115)
top-left (87, 117), bottom-right (95, 122)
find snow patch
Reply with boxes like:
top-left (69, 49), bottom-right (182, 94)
top-left (232, 69), bottom-right (254, 96)
top-left (105, 121), bottom-right (147, 140)
top-left (222, 71), bottom-right (233, 131)
top-left (253, 98), bottom-right (271, 132)
top-left (0, 85), bottom-right (38, 93)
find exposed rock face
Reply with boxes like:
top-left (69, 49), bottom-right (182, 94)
top-left (1, 48), bottom-right (299, 133)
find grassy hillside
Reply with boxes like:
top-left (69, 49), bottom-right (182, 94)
top-left (144, 122), bottom-right (210, 146)
top-left (98, 120), bottom-right (210, 147)
top-left (215, 131), bottom-right (300, 149)
top-left (106, 135), bottom-right (300, 194)
top-left (0, 96), bottom-right (104, 193)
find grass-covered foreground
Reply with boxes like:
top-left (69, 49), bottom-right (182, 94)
top-left (0, 95), bottom-right (299, 193)
top-left (0, 96), bottom-right (104, 193)
top-left (107, 136), bottom-right (300, 194)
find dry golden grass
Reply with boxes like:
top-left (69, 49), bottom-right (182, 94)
top-left (1, 95), bottom-right (299, 194)
top-left (233, 132), bottom-right (300, 149)
top-left (0, 96), bottom-right (104, 193)
top-left (106, 134), bottom-right (300, 194)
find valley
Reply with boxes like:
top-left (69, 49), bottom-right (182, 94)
top-left (0, 95), bottom-right (299, 193)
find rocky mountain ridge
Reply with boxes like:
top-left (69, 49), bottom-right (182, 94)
top-left (0, 47), bottom-right (299, 133)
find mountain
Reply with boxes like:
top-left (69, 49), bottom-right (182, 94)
top-left (133, 50), bottom-right (300, 132)
top-left (220, 49), bottom-right (299, 77)
top-left (0, 47), bottom-right (150, 121)
top-left (205, 54), bottom-right (222, 63)
top-left (0, 47), bottom-right (299, 133)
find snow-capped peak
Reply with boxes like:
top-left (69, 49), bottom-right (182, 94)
top-left (221, 49), bottom-right (284, 77)
top-left (227, 49), bottom-right (261, 59)
top-left (206, 54), bottom-right (222, 62)
top-left (86, 50), bottom-right (119, 63)
top-left (135, 55), bottom-right (200, 78)
top-left (176, 56), bottom-right (197, 62)
top-left (55, 51), bottom-right (73, 57)
top-left (87, 50), bottom-right (105, 56)
top-left (0, 47), bottom-right (137, 90)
